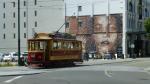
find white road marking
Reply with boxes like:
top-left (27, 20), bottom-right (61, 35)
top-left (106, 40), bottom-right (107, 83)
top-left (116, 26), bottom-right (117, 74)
top-left (104, 70), bottom-right (112, 78)
top-left (4, 76), bottom-right (23, 83)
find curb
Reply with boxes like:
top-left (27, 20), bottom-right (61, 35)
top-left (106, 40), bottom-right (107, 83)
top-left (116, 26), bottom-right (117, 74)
top-left (0, 58), bottom-right (148, 77)
top-left (0, 72), bottom-right (41, 77)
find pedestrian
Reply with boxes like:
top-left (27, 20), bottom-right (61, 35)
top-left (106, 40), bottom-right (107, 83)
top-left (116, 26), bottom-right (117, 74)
top-left (139, 50), bottom-right (141, 57)
top-left (84, 52), bottom-right (89, 61)
top-left (92, 53), bottom-right (94, 60)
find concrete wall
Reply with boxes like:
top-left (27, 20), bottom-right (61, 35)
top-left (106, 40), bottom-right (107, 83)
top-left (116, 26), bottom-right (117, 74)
top-left (0, 0), bottom-right (65, 53)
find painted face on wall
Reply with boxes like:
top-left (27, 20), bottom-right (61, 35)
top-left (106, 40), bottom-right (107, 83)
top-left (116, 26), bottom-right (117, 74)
top-left (93, 14), bottom-right (122, 56)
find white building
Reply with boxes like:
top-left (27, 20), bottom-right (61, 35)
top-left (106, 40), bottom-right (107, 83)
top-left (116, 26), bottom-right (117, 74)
top-left (65, 0), bottom-right (150, 58)
top-left (0, 0), bottom-right (65, 52)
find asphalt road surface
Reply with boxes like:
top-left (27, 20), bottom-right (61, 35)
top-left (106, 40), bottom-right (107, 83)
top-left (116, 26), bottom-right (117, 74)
top-left (0, 60), bottom-right (150, 84)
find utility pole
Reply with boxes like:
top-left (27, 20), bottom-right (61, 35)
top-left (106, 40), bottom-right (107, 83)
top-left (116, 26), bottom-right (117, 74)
top-left (65, 2), bottom-right (67, 31)
top-left (26, 0), bottom-right (29, 39)
top-left (106, 0), bottom-right (110, 37)
top-left (18, 0), bottom-right (22, 66)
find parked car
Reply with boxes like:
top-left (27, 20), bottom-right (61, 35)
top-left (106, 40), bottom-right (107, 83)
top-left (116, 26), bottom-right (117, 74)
top-left (2, 53), bottom-right (13, 62)
top-left (10, 52), bottom-right (23, 62)
top-left (0, 53), bottom-right (4, 62)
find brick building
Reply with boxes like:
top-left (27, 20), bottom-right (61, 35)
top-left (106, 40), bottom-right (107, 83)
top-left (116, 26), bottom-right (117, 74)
top-left (65, 0), bottom-right (150, 58)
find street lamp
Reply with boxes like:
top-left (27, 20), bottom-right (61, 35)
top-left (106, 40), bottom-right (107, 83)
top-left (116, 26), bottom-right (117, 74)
top-left (18, 0), bottom-right (22, 66)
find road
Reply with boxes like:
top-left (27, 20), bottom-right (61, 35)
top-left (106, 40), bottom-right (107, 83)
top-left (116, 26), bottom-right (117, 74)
top-left (0, 59), bottom-right (150, 84)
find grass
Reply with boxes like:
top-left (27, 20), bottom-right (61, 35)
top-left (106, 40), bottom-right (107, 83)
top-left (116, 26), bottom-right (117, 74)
top-left (0, 61), bottom-right (17, 67)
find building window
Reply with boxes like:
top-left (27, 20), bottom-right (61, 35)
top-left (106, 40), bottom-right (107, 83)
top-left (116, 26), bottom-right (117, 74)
top-left (138, 22), bottom-right (142, 29)
top-left (78, 6), bottom-right (82, 12)
top-left (13, 23), bottom-right (16, 28)
top-left (145, 8), bottom-right (148, 17)
top-left (3, 23), bottom-right (6, 29)
top-left (13, 12), bottom-right (15, 18)
top-left (35, 0), bottom-right (37, 5)
top-left (24, 1), bottom-right (26, 6)
top-left (66, 22), bottom-right (69, 28)
top-left (138, 0), bottom-right (142, 20)
top-left (24, 22), bottom-right (26, 28)
top-left (24, 33), bottom-right (27, 38)
top-left (34, 10), bottom-right (37, 16)
top-left (3, 3), bottom-right (5, 8)
top-left (24, 11), bottom-right (26, 17)
top-left (13, 2), bottom-right (15, 7)
top-left (139, 0), bottom-right (142, 5)
top-left (13, 33), bottom-right (16, 39)
top-left (129, 18), bottom-right (131, 28)
top-left (129, 1), bottom-right (133, 12)
top-left (78, 21), bottom-right (83, 27)
top-left (3, 34), bottom-right (6, 39)
top-left (35, 21), bottom-right (37, 27)
top-left (3, 13), bottom-right (5, 19)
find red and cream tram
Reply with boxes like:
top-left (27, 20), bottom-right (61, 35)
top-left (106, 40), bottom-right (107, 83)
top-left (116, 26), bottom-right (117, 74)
top-left (27, 33), bottom-right (83, 67)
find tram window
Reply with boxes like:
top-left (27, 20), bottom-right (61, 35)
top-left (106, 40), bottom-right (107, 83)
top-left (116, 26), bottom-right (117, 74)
top-left (29, 41), bottom-right (46, 51)
top-left (53, 41), bottom-right (62, 49)
top-left (72, 42), bottom-right (76, 49)
top-left (57, 42), bottom-right (61, 49)
top-left (68, 42), bottom-right (71, 49)
top-left (68, 42), bottom-right (73, 49)
top-left (29, 42), bottom-right (32, 51)
top-left (70, 42), bottom-right (73, 49)
top-left (53, 42), bottom-right (57, 49)
top-left (40, 42), bottom-right (44, 50)
top-left (31, 42), bottom-right (35, 50)
top-left (63, 42), bottom-right (68, 49)
top-left (35, 42), bottom-right (39, 50)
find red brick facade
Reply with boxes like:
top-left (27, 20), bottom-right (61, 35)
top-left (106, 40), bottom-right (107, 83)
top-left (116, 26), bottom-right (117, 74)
top-left (66, 14), bottom-right (123, 58)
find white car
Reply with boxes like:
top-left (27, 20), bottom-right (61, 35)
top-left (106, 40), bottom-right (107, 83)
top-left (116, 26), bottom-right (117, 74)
top-left (10, 52), bottom-right (18, 62)
top-left (10, 52), bottom-right (23, 62)
top-left (2, 53), bottom-right (13, 62)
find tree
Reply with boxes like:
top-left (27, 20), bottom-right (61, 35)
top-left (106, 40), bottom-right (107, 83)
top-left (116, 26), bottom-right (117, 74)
top-left (144, 18), bottom-right (150, 39)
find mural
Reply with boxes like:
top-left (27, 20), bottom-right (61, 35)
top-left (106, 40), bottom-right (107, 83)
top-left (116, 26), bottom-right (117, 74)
top-left (93, 14), bottom-right (123, 58)
top-left (66, 14), bottom-right (123, 58)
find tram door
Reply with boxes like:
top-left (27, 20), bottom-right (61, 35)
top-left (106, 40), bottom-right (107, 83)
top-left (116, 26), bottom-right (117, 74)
top-left (43, 40), bottom-right (49, 61)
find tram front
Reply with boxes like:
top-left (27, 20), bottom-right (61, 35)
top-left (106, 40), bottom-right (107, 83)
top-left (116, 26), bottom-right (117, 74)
top-left (27, 40), bottom-right (49, 66)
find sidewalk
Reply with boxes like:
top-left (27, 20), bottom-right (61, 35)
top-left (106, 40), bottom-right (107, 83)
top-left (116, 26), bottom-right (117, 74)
top-left (0, 58), bottom-right (149, 76)
top-left (0, 66), bottom-right (43, 76)
top-left (82, 58), bottom-right (135, 65)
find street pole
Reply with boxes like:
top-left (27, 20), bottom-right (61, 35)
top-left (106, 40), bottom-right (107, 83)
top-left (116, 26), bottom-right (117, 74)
top-left (65, 3), bottom-right (66, 31)
top-left (26, 0), bottom-right (29, 39)
top-left (106, 0), bottom-right (110, 37)
top-left (18, 0), bottom-right (21, 66)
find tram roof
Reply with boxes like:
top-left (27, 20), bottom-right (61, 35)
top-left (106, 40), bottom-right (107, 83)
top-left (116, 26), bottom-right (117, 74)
top-left (28, 33), bottom-right (52, 40)
top-left (28, 32), bottom-right (80, 42)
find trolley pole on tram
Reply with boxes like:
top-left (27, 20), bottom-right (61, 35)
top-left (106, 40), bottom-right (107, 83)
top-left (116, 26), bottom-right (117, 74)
top-left (18, 0), bottom-right (22, 66)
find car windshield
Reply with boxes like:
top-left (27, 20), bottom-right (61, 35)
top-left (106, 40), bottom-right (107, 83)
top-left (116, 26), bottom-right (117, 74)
top-left (22, 53), bottom-right (28, 57)
top-left (13, 53), bottom-right (18, 56)
top-left (3, 53), bottom-right (9, 56)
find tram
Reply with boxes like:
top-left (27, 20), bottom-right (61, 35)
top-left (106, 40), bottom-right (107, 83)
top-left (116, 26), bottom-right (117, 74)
top-left (27, 33), bottom-right (83, 67)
